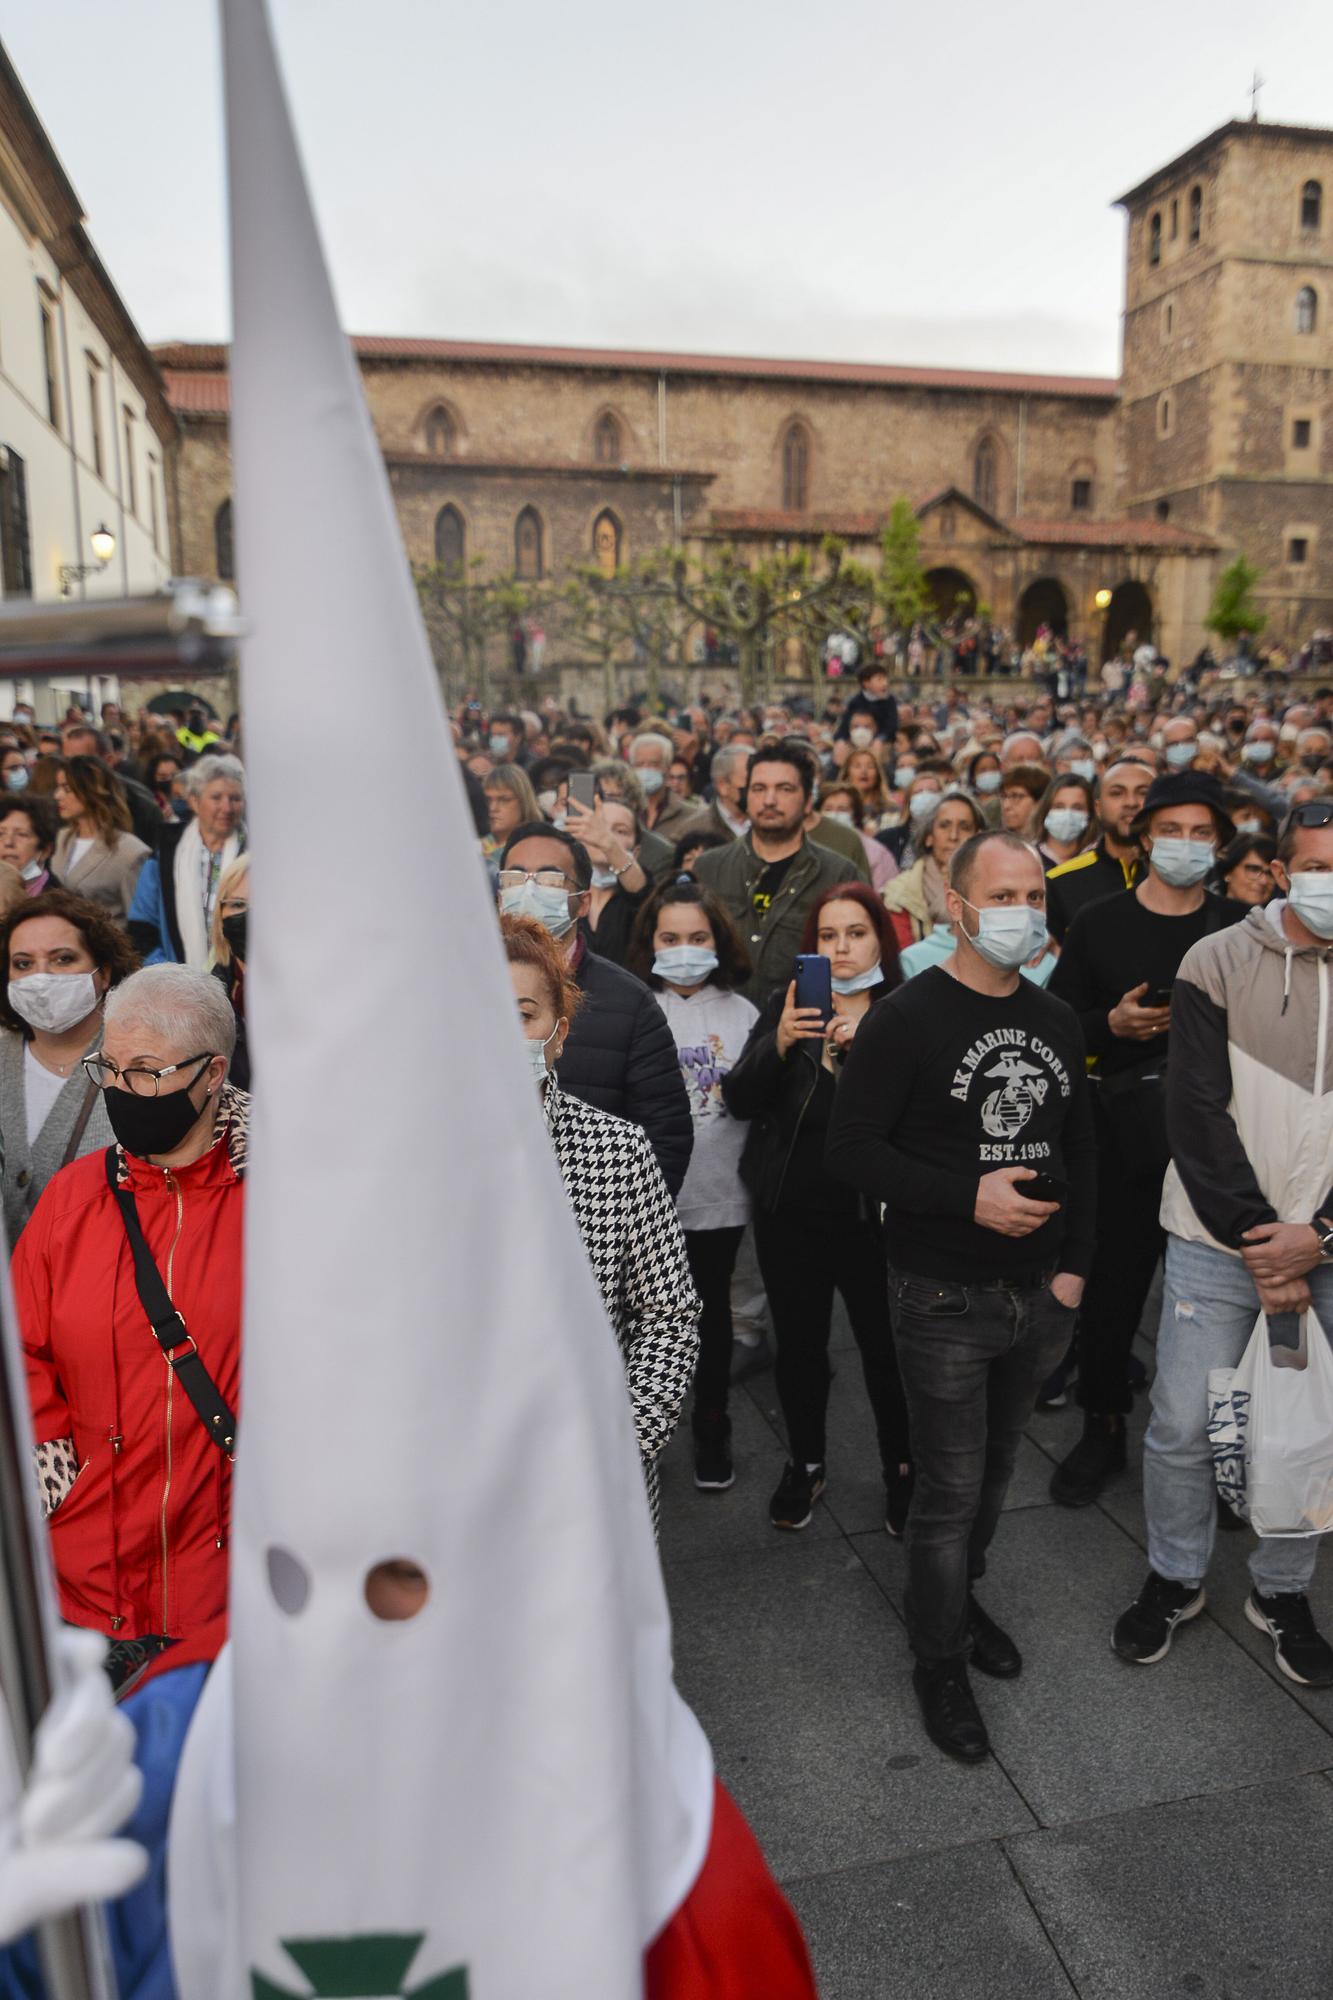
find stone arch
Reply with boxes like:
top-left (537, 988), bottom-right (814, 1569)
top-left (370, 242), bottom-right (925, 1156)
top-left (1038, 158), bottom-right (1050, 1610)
top-left (514, 505), bottom-right (545, 581)
top-left (779, 418), bottom-right (812, 510)
top-left (434, 503), bottom-right (466, 574)
top-left (591, 507), bottom-right (623, 577)
top-left (925, 566), bottom-right (978, 620)
top-left (1103, 579), bottom-right (1152, 662)
top-left (418, 400), bottom-right (463, 456)
top-left (1295, 286), bottom-right (1319, 336)
top-left (1018, 576), bottom-right (1069, 645)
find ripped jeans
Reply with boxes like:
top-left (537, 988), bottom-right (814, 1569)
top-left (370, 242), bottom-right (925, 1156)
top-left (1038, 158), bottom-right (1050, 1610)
top-left (1144, 1232), bottom-right (1333, 1595)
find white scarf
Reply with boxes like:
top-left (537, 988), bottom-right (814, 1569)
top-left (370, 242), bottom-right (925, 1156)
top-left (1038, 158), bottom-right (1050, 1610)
top-left (174, 817), bottom-right (241, 969)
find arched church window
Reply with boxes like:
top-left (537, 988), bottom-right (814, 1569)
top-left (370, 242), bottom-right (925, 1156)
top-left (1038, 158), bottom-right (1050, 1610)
top-left (781, 422), bottom-right (809, 511)
top-left (515, 507), bottom-right (544, 580)
top-left (973, 437), bottom-right (998, 514)
top-left (435, 505), bottom-right (465, 574)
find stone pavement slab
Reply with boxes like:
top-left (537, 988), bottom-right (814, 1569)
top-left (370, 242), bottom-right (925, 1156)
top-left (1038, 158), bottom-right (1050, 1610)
top-left (1006, 1773), bottom-right (1333, 2000)
top-left (656, 1386), bottom-right (841, 1571)
top-left (786, 1840), bottom-right (1077, 2000)
top-left (852, 1504), bottom-right (1333, 1824)
top-left (664, 1537), bottom-right (1037, 1881)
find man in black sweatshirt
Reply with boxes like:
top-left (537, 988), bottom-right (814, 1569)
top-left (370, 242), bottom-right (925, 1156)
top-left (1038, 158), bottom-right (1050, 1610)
top-left (827, 831), bottom-right (1095, 1764)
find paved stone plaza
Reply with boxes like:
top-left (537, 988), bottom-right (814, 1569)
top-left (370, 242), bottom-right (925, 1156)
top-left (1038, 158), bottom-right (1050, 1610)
top-left (658, 1303), bottom-right (1333, 1999)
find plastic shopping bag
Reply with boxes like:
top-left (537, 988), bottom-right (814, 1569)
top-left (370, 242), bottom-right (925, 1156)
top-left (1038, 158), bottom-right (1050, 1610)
top-left (1210, 1309), bottom-right (1333, 1537)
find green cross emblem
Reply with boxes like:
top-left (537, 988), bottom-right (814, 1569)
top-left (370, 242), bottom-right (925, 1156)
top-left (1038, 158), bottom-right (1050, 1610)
top-left (252, 1934), bottom-right (469, 2000)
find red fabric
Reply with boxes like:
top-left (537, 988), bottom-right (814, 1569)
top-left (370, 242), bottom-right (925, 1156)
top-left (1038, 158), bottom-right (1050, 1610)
top-left (14, 1134), bottom-right (243, 1657)
top-left (644, 1781), bottom-right (816, 1999)
top-left (888, 908), bottom-right (916, 953)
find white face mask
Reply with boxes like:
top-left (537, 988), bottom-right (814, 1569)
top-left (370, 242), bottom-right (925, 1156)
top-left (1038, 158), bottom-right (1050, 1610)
top-left (1149, 837), bottom-right (1215, 889)
top-left (1045, 808), bottom-right (1089, 844)
top-left (909, 790), bottom-right (940, 823)
top-left (19, 857), bottom-right (45, 882)
top-left (822, 810), bottom-right (855, 827)
top-left (959, 900), bottom-right (1048, 970)
top-left (831, 960), bottom-right (882, 995)
top-left (636, 767), bottom-right (665, 795)
top-left (8, 970), bottom-right (100, 1034)
top-left (499, 880), bottom-right (575, 939)
top-left (589, 865), bottom-right (620, 890)
top-left (1284, 873), bottom-right (1333, 939)
top-left (525, 1022), bottom-right (560, 1083)
top-left (974, 770), bottom-right (1001, 794)
top-left (1243, 741), bottom-right (1275, 765)
top-left (849, 726), bottom-right (875, 748)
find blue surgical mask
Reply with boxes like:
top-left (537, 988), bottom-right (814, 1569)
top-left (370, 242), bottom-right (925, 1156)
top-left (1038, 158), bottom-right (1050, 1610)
top-left (961, 900), bottom-right (1048, 970)
top-left (1234, 816), bottom-right (1264, 835)
top-left (499, 879), bottom-right (575, 938)
top-left (909, 790), bottom-right (939, 822)
top-left (5, 767), bottom-right (29, 792)
top-left (526, 1022), bottom-right (561, 1083)
top-left (489, 734), bottom-right (512, 758)
top-left (822, 810), bottom-right (855, 826)
top-left (637, 767), bottom-right (665, 795)
top-left (1149, 837), bottom-right (1215, 888)
top-left (1045, 807), bottom-right (1089, 844)
top-left (831, 961), bottom-right (882, 995)
top-left (1242, 741), bottom-right (1274, 765)
top-left (1165, 741), bottom-right (1197, 770)
top-left (895, 765), bottom-right (917, 787)
top-left (975, 770), bottom-right (1001, 794)
top-left (1284, 873), bottom-right (1333, 939)
top-left (590, 865), bottom-right (620, 890)
top-left (1070, 758), bottom-right (1097, 782)
top-left (653, 945), bottom-right (718, 986)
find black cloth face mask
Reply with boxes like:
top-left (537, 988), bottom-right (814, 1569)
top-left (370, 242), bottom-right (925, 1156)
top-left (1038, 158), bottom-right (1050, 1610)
top-left (105, 1061), bottom-right (214, 1159)
top-left (221, 913), bottom-right (248, 963)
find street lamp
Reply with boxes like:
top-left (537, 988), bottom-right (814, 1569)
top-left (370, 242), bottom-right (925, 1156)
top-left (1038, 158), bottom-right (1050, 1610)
top-left (1094, 587), bottom-right (1113, 611)
top-left (59, 524), bottom-right (116, 596)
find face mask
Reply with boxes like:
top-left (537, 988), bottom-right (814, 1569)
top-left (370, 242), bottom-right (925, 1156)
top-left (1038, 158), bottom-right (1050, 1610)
top-left (1242, 741), bottom-right (1274, 764)
top-left (1149, 837), bottom-right (1215, 888)
top-left (1075, 757), bottom-right (1100, 781)
top-left (5, 767), bottom-right (28, 792)
top-left (499, 880), bottom-right (575, 939)
top-left (909, 791), bottom-right (939, 823)
top-left (221, 912), bottom-right (248, 961)
top-left (975, 770), bottom-right (1001, 794)
top-left (537, 789), bottom-right (559, 815)
top-left (19, 857), bottom-right (45, 882)
top-left (1234, 816), bottom-right (1264, 835)
top-left (1045, 808), bottom-right (1089, 844)
top-left (822, 810), bottom-right (855, 827)
top-left (589, 865), bottom-right (620, 890)
top-left (8, 971), bottom-right (99, 1034)
top-left (960, 900), bottom-right (1048, 970)
top-left (104, 1065), bottom-right (214, 1159)
top-left (488, 735), bottom-right (511, 758)
top-left (1284, 873), bottom-right (1333, 938)
top-left (850, 727), bottom-right (875, 748)
top-left (652, 945), bottom-right (718, 986)
top-left (636, 767), bottom-right (664, 795)
top-left (831, 961), bottom-right (882, 995)
top-left (525, 1023), bottom-right (560, 1083)
top-left (1165, 742), bottom-right (1196, 770)
top-left (895, 766), bottom-right (916, 787)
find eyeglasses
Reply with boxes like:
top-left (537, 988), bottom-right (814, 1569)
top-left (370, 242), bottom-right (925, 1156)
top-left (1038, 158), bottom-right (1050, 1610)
top-left (82, 1052), bottom-right (214, 1097)
top-left (497, 868), bottom-right (571, 892)
top-left (1285, 803), bottom-right (1333, 831)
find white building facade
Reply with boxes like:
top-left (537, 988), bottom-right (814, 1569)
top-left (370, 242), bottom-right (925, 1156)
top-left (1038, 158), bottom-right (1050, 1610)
top-left (0, 42), bottom-right (176, 716)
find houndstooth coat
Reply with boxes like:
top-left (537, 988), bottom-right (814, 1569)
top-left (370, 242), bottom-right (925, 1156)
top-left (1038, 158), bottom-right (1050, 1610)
top-left (544, 1080), bottom-right (701, 1534)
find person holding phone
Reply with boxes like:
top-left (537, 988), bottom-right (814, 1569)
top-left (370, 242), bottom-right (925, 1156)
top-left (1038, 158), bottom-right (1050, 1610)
top-left (722, 885), bottom-right (911, 1534)
top-left (825, 831), bottom-right (1096, 1764)
top-left (568, 786), bottom-right (649, 968)
top-left (1045, 771), bottom-right (1240, 1507)
top-left (628, 880), bottom-right (757, 1492)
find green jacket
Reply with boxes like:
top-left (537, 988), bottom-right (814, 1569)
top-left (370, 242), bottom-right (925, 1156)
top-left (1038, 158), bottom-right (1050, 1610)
top-left (693, 833), bottom-right (860, 1005)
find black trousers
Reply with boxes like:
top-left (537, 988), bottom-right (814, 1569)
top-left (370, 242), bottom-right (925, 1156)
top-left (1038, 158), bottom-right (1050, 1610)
top-left (1076, 1103), bottom-right (1166, 1418)
top-left (753, 1206), bottom-right (910, 1475)
top-left (685, 1225), bottom-right (747, 1421)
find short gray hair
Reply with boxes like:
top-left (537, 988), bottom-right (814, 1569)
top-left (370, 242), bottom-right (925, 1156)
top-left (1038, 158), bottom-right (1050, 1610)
top-left (711, 743), bottom-right (751, 786)
top-left (591, 757), bottom-right (645, 814)
top-left (629, 731), bottom-right (673, 768)
top-left (104, 965), bottom-right (237, 1067)
top-left (187, 753), bottom-right (245, 797)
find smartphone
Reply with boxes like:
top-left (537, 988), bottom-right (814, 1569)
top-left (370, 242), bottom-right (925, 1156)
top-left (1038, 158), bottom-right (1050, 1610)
top-left (568, 770), bottom-right (597, 811)
top-left (1021, 1172), bottom-right (1068, 1205)
top-left (1145, 985), bottom-right (1174, 1009)
top-left (793, 953), bottom-right (834, 1026)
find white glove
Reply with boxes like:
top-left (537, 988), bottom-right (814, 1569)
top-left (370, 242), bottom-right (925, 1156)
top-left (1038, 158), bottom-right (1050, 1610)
top-left (0, 1627), bottom-right (148, 1944)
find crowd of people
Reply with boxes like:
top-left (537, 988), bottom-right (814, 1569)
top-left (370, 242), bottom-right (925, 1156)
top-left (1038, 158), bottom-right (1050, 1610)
top-left (7, 644), bottom-right (1333, 1800)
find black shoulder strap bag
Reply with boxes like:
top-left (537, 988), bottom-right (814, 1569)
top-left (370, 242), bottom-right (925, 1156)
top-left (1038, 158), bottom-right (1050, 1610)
top-left (103, 1146), bottom-right (237, 1459)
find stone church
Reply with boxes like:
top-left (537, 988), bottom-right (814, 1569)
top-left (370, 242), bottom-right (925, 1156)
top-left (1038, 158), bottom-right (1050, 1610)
top-left (161, 116), bottom-right (1332, 672)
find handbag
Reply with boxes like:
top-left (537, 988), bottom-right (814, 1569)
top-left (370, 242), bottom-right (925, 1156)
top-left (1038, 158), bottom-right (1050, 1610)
top-left (1207, 1308), bottom-right (1333, 1537)
top-left (102, 1147), bottom-right (237, 1460)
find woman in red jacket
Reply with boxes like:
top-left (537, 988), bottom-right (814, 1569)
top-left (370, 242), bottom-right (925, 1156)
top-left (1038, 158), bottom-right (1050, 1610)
top-left (14, 963), bottom-right (247, 1693)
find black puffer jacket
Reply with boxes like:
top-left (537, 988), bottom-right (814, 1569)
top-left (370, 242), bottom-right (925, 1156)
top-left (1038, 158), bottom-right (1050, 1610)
top-left (557, 945), bottom-right (693, 1197)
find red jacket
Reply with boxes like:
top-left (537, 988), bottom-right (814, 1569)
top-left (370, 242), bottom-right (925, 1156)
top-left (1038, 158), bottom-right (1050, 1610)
top-left (14, 1096), bottom-right (246, 1664)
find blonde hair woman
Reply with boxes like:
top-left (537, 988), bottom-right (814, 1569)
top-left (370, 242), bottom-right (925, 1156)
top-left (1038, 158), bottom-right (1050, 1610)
top-left (210, 852), bottom-right (250, 1091)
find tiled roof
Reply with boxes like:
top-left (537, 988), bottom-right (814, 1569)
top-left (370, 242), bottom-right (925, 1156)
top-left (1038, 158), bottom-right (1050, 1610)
top-left (154, 338), bottom-right (1119, 404)
top-left (163, 370), bottom-right (229, 413)
top-left (1012, 516), bottom-right (1217, 551)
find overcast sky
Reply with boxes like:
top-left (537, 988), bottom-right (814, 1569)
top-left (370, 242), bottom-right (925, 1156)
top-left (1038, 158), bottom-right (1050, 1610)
top-left (8, 1), bottom-right (1333, 375)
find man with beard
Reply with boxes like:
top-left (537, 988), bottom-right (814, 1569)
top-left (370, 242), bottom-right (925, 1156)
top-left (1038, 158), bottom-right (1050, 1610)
top-left (692, 743), bottom-right (858, 1005)
top-left (1045, 757), bottom-right (1153, 943)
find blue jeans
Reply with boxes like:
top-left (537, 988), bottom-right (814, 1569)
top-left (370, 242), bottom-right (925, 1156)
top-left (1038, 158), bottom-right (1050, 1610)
top-left (889, 1268), bottom-right (1075, 1666)
top-left (1144, 1233), bottom-right (1332, 1595)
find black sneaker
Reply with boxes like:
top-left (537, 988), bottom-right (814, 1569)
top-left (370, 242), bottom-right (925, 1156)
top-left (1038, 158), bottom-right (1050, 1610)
top-left (1112, 1571), bottom-right (1206, 1664)
top-left (912, 1660), bottom-right (989, 1763)
top-left (769, 1460), bottom-right (825, 1530)
top-left (1245, 1590), bottom-right (1333, 1687)
top-left (692, 1417), bottom-right (734, 1493)
top-left (885, 1464), bottom-right (914, 1538)
top-left (1049, 1413), bottom-right (1127, 1507)
top-left (967, 1595), bottom-right (1022, 1679)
